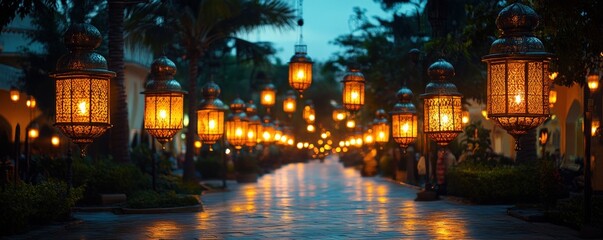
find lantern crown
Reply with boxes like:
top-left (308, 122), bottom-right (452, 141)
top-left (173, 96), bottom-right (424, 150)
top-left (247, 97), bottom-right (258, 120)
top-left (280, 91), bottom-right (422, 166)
top-left (375, 109), bottom-right (388, 120)
top-left (423, 59), bottom-right (461, 97)
top-left (198, 81), bottom-right (227, 111)
top-left (245, 101), bottom-right (258, 116)
top-left (342, 65), bottom-right (365, 82)
top-left (56, 24), bottom-right (113, 73)
top-left (202, 81), bottom-right (221, 100)
top-left (392, 87), bottom-right (417, 114)
top-left (290, 44), bottom-right (313, 63)
top-left (230, 98), bottom-right (246, 113)
top-left (144, 57), bottom-right (185, 93)
top-left (488, 3), bottom-right (548, 55)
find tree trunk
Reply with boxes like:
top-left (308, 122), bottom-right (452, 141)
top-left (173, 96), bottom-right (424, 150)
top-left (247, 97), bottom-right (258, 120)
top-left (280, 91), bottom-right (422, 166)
top-left (108, 0), bottom-right (130, 163)
top-left (183, 54), bottom-right (199, 182)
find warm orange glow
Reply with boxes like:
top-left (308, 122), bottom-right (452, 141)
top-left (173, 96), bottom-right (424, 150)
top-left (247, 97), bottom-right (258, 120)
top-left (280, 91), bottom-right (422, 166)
top-left (297, 142), bottom-right (303, 149)
top-left (320, 133), bottom-right (327, 139)
top-left (288, 46), bottom-right (313, 96)
top-left (28, 128), bottom-right (39, 139)
top-left (194, 140), bottom-right (202, 149)
top-left (10, 89), bottom-right (20, 102)
top-left (462, 111), bottom-right (470, 124)
top-left (26, 96), bottom-right (36, 109)
top-left (587, 73), bottom-right (599, 92)
top-left (198, 110), bottom-right (224, 145)
top-left (144, 93), bottom-right (185, 143)
top-left (303, 105), bottom-right (315, 123)
top-left (306, 124), bottom-right (315, 132)
top-left (342, 66), bottom-right (365, 112)
top-left (51, 136), bottom-right (60, 147)
top-left (346, 119), bottom-right (355, 128)
top-left (260, 84), bottom-right (276, 107)
top-left (592, 118), bottom-right (600, 137)
top-left (332, 108), bottom-right (347, 122)
top-left (549, 89), bottom-right (557, 106)
top-left (481, 110), bottom-right (489, 119)
top-left (549, 72), bottom-right (558, 80)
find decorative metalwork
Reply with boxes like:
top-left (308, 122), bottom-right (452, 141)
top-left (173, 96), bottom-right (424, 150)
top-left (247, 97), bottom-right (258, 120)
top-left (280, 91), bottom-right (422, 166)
top-left (391, 86), bottom-right (418, 148)
top-left (342, 65), bottom-right (365, 113)
top-left (289, 45), bottom-right (313, 97)
top-left (372, 109), bottom-right (389, 144)
top-left (226, 98), bottom-right (248, 150)
top-left (51, 23), bottom-right (114, 153)
top-left (483, 3), bottom-right (553, 148)
top-left (245, 101), bottom-right (263, 147)
top-left (142, 56), bottom-right (187, 145)
top-left (420, 59), bottom-right (463, 146)
top-left (197, 81), bottom-right (228, 148)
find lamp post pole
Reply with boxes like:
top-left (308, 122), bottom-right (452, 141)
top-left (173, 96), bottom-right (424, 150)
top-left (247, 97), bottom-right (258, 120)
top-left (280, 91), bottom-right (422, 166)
top-left (13, 124), bottom-right (20, 188)
top-left (584, 85), bottom-right (593, 226)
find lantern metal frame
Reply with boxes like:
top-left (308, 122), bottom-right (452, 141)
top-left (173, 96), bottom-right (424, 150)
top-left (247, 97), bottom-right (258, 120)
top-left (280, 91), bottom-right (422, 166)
top-left (245, 101), bottom-right (263, 147)
top-left (289, 44), bottom-right (313, 97)
top-left (283, 90), bottom-right (297, 116)
top-left (482, 3), bottom-right (554, 148)
top-left (226, 98), bottom-right (249, 150)
top-left (197, 81), bottom-right (228, 150)
top-left (390, 86), bottom-right (418, 149)
top-left (51, 23), bottom-right (115, 155)
top-left (420, 59), bottom-right (463, 146)
top-left (372, 109), bottom-right (390, 145)
top-left (342, 65), bottom-right (365, 113)
top-left (142, 56), bottom-right (187, 145)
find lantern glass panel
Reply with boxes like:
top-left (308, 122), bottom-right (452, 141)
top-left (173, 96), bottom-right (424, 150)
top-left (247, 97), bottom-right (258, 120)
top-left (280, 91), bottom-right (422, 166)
top-left (343, 81), bottom-right (365, 111)
top-left (226, 120), bottom-right (248, 149)
top-left (283, 97), bottom-right (296, 113)
top-left (197, 109), bottom-right (224, 144)
top-left (246, 122), bottom-right (263, 146)
top-left (261, 89), bottom-right (275, 107)
top-left (144, 93), bottom-right (184, 141)
top-left (373, 123), bottom-right (389, 143)
top-left (392, 114), bottom-right (417, 140)
top-left (289, 62), bottom-right (312, 92)
top-left (55, 77), bottom-right (110, 143)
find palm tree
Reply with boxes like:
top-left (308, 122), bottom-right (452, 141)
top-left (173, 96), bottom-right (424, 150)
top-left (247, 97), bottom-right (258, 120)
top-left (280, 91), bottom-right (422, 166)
top-left (108, 0), bottom-right (130, 163)
top-left (125, 0), bottom-right (294, 182)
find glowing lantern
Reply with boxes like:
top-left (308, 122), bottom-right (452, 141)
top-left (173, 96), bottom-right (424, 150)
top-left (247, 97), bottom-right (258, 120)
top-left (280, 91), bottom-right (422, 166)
top-left (342, 65), bottom-right (365, 113)
top-left (421, 59), bottom-right (463, 146)
top-left (283, 90), bottom-right (297, 116)
top-left (307, 124), bottom-right (315, 132)
top-left (364, 128), bottom-right (374, 146)
top-left (142, 57), bottom-right (186, 145)
top-left (332, 106), bottom-right (347, 122)
top-left (225, 98), bottom-right (249, 150)
top-left (462, 110), bottom-right (470, 125)
top-left (483, 3), bottom-right (553, 148)
top-left (26, 95), bottom-right (36, 108)
top-left (289, 44), bottom-right (313, 97)
top-left (587, 72), bottom-right (599, 92)
top-left (372, 109), bottom-right (390, 145)
top-left (51, 135), bottom-right (60, 147)
top-left (346, 119), bottom-right (355, 129)
top-left (10, 86), bottom-right (19, 102)
top-left (260, 82), bottom-right (276, 111)
top-left (245, 101), bottom-right (262, 147)
top-left (197, 81), bottom-right (227, 150)
top-left (549, 88), bottom-right (557, 107)
top-left (592, 118), bottom-right (600, 137)
top-left (28, 124), bottom-right (39, 139)
top-left (303, 100), bottom-right (315, 124)
top-left (262, 116), bottom-right (275, 143)
top-left (391, 86), bottom-right (418, 149)
top-left (51, 24), bottom-right (114, 154)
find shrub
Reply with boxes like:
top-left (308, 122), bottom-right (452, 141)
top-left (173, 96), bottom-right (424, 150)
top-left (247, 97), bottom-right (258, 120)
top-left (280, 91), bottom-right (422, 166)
top-left (547, 196), bottom-right (603, 229)
top-left (195, 155), bottom-right (223, 179)
top-left (126, 190), bottom-right (200, 209)
top-left (447, 162), bottom-right (539, 203)
top-left (0, 181), bottom-right (83, 236)
top-left (157, 175), bottom-right (205, 195)
top-left (75, 159), bottom-right (150, 203)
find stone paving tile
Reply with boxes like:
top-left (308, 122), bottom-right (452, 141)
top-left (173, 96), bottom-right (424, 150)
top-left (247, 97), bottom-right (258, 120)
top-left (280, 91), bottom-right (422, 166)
top-left (8, 155), bottom-right (583, 239)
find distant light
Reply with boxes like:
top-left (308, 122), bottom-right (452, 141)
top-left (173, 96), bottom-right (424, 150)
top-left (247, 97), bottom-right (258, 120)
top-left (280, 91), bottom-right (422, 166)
top-left (51, 136), bottom-right (60, 147)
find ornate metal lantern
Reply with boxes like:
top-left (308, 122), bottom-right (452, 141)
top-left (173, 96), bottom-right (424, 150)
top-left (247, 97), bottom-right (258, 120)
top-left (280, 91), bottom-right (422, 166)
top-left (372, 109), bottom-right (390, 145)
top-left (51, 23), bottom-right (114, 153)
top-left (587, 72), bottom-right (599, 92)
top-left (391, 86), bottom-right (418, 149)
top-left (245, 101), bottom-right (263, 147)
top-left (9, 86), bottom-right (19, 102)
top-left (342, 65), bottom-right (365, 113)
top-left (226, 98), bottom-right (249, 150)
top-left (262, 116), bottom-right (275, 143)
top-left (260, 82), bottom-right (276, 111)
top-left (332, 106), bottom-right (347, 122)
top-left (197, 81), bottom-right (227, 150)
top-left (302, 100), bottom-right (315, 124)
top-left (289, 44), bottom-right (313, 97)
top-left (483, 3), bottom-right (553, 147)
top-left (26, 95), bottom-right (36, 108)
top-left (142, 57), bottom-right (186, 145)
top-left (283, 90), bottom-right (297, 116)
top-left (420, 59), bottom-right (463, 146)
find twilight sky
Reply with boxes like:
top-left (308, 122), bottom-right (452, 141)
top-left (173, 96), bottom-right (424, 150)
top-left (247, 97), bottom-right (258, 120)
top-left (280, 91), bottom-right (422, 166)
top-left (245, 0), bottom-right (393, 63)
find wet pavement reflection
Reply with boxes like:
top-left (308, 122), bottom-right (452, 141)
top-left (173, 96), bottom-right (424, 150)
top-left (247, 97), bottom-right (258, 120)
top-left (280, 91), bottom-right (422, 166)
top-left (13, 155), bottom-right (579, 239)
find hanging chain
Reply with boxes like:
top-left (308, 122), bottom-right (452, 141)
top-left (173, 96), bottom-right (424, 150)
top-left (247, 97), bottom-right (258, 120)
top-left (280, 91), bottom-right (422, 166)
top-left (297, 0), bottom-right (304, 44)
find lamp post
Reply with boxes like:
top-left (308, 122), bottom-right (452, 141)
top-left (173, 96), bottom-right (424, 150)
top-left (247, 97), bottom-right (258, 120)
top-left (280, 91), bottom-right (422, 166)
top-left (142, 56), bottom-right (186, 191)
top-left (583, 70), bottom-right (599, 228)
top-left (197, 81), bottom-right (227, 188)
top-left (482, 3), bottom-right (553, 150)
top-left (420, 59), bottom-right (463, 196)
top-left (51, 23), bottom-right (115, 190)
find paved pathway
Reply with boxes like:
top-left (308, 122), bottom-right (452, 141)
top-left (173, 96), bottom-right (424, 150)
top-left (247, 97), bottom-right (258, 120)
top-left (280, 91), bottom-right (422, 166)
top-left (12, 155), bottom-right (580, 239)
